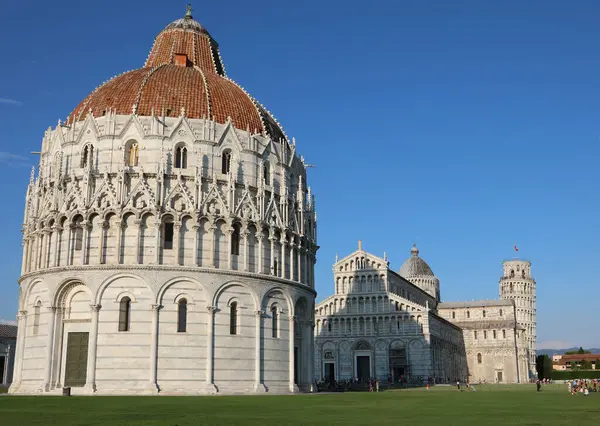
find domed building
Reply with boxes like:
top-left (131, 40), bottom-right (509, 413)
top-left (10, 6), bottom-right (317, 395)
top-left (398, 245), bottom-right (440, 302)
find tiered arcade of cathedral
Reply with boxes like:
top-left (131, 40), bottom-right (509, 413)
top-left (10, 7), bottom-right (317, 395)
top-left (314, 244), bottom-right (535, 384)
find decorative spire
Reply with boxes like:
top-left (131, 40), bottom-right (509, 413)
top-left (411, 244), bottom-right (419, 257)
top-left (185, 4), bottom-right (193, 19)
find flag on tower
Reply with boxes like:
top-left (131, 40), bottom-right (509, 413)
top-left (514, 245), bottom-right (519, 252)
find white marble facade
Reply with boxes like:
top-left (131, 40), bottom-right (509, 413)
top-left (10, 63), bottom-right (317, 396)
top-left (314, 243), bottom-right (467, 385)
top-left (315, 244), bottom-right (534, 385)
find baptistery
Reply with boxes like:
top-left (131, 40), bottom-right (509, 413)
top-left (10, 6), bottom-right (317, 395)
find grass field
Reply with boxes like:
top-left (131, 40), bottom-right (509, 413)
top-left (0, 384), bottom-right (598, 425)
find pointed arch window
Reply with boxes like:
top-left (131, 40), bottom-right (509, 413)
top-left (118, 297), bottom-right (131, 332)
top-left (477, 353), bottom-right (482, 364)
top-left (175, 145), bottom-right (187, 169)
top-left (73, 216), bottom-right (84, 251)
top-left (163, 217), bottom-right (174, 250)
top-left (271, 306), bottom-right (279, 338)
top-left (126, 141), bottom-right (139, 167)
top-left (263, 161), bottom-right (270, 183)
top-left (177, 299), bottom-right (187, 333)
top-left (33, 301), bottom-right (42, 335)
top-left (231, 225), bottom-right (240, 255)
top-left (230, 302), bottom-right (238, 335)
top-left (81, 144), bottom-right (94, 168)
top-left (222, 150), bottom-right (231, 174)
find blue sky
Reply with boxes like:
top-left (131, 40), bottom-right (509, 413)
top-left (0, 0), bottom-right (599, 349)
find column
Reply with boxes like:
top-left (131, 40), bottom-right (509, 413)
top-left (116, 220), bottom-right (123, 264)
top-left (280, 239), bottom-right (287, 279)
top-left (297, 246), bottom-right (303, 284)
top-left (226, 227), bottom-right (233, 270)
top-left (209, 223), bottom-right (217, 267)
top-left (269, 233), bottom-right (275, 275)
top-left (254, 310), bottom-right (266, 392)
top-left (134, 219), bottom-right (142, 264)
top-left (10, 311), bottom-right (27, 391)
top-left (289, 242), bottom-right (295, 281)
top-left (43, 307), bottom-right (57, 391)
top-left (53, 308), bottom-right (64, 388)
top-left (39, 232), bottom-right (46, 269)
top-left (307, 321), bottom-right (315, 389)
top-left (53, 228), bottom-right (61, 267)
top-left (242, 229), bottom-right (250, 271)
top-left (148, 304), bottom-right (160, 392)
top-left (21, 240), bottom-right (28, 275)
top-left (257, 234), bottom-right (264, 274)
top-left (84, 304), bottom-right (101, 393)
top-left (81, 222), bottom-right (90, 265)
top-left (154, 222), bottom-right (161, 264)
top-left (98, 221), bottom-right (105, 264)
top-left (288, 316), bottom-right (297, 392)
top-left (173, 224), bottom-right (181, 265)
top-left (206, 306), bottom-right (216, 388)
top-left (193, 224), bottom-right (200, 266)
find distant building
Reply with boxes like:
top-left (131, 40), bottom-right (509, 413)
top-left (0, 324), bottom-right (17, 388)
top-left (552, 354), bottom-right (600, 371)
top-left (314, 243), bottom-right (531, 385)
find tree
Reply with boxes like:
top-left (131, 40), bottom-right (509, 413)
top-left (565, 347), bottom-right (591, 355)
top-left (536, 355), bottom-right (553, 379)
top-left (580, 360), bottom-right (592, 370)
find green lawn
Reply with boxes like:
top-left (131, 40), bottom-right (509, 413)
top-left (0, 384), bottom-right (598, 425)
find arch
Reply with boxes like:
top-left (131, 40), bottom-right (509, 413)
top-left (124, 139), bottom-right (139, 167)
top-left (174, 143), bottom-right (188, 169)
top-left (212, 280), bottom-right (259, 311)
top-left (353, 340), bottom-right (371, 351)
top-left (221, 149), bottom-right (232, 174)
top-left (477, 353), bottom-right (482, 364)
top-left (114, 290), bottom-right (137, 304)
top-left (94, 272), bottom-right (152, 305)
top-left (81, 143), bottom-right (94, 168)
top-left (156, 276), bottom-right (208, 305)
top-left (260, 286), bottom-right (293, 314)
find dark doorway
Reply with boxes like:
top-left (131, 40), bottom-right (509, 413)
top-left (325, 363), bottom-right (335, 382)
top-left (497, 371), bottom-right (503, 383)
top-left (0, 355), bottom-right (5, 384)
top-left (392, 367), bottom-right (404, 383)
top-left (65, 332), bottom-right (89, 387)
top-left (294, 346), bottom-right (298, 385)
top-left (356, 356), bottom-right (370, 382)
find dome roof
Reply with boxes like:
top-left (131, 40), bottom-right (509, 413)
top-left (399, 245), bottom-right (435, 278)
top-left (67, 6), bottom-right (286, 141)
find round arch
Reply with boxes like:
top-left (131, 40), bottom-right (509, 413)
top-left (94, 272), bottom-right (152, 305)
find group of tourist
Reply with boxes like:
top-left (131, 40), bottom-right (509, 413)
top-left (568, 379), bottom-right (597, 396)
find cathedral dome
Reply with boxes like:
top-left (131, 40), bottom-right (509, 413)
top-left (399, 245), bottom-right (435, 278)
top-left (67, 6), bottom-right (286, 141)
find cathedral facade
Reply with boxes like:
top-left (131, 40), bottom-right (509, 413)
top-left (314, 244), bottom-right (533, 385)
top-left (10, 8), bottom-right (317, 395)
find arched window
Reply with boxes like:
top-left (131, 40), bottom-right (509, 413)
top-left (499, 309), bottom-right (503, 316)
top-left (81, 144), bottom-right (93, 168)
top-left (483, 330), bottom-right (487, 339)
top-left (502, 329), bottom-right (506, 339)
top-left (230, 302), bottom-right (238, 335)
top-left (271, 306), bottom-right (278, 338)
top-left (175, 145), bottom-right (187, 169)
top-left (482, 310), bottom-right (486, 318)
top-left (493, 330), bottom-right (497, 339)
top-left (119, 297), bottom-right (131, 332)
top-left (33, 301), bottom-right (42, 335)
top-left (510, 269), bottom-right (515, 278)
top-left (230, 225), bottom-right (240, 255)
top-left (163, 217), bottom-right (174, 250)
top-left (263, 161), bottom-right (270, 183)
top-left (477, 353), bottom-right (482, 364)
top-left (222, 150), bottom-right (231, 174)
top-left (73, 216), bottom-right (84, 251)
top-left (177, 299), bottom-right (187, 333)
top-left (273, 260), bottom-right (278, 276)
top-left (126, 141), bottom-right (139, 167)
top-left (474, 331), bottom-right (477, 340)
top-left (452, 311), bottom-right (456, 319)
top-left (466, 310), bottom-right (470, 319)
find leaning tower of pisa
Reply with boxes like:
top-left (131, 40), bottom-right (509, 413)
top-left (499, 259), bottom-right (536, 377)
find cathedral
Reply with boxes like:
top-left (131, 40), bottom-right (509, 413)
top-left (314, 243), bottom-right (535, 384)
top-left (10, 7), bottom-right (317, 395)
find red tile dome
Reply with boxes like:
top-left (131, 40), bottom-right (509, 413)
top-left (68, 6), bottom-right (286, 141)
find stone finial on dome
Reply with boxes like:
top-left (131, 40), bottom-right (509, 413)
top-left (185, 4), bottom-right (193, 19)
top-left (410, 244), bottom-right (419, 257)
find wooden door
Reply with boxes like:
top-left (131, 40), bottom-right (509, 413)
top-left (64, 332), bottom-right (89, 387)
